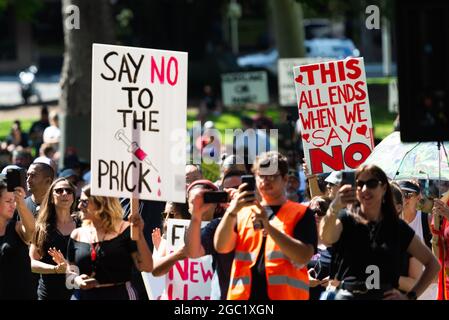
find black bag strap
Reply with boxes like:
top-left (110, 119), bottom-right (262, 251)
top-left (421, 212), bottom-right (432, 249)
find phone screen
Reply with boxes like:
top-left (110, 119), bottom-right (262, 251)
top-left (341, 170), bottom-right (356, 187)
top-left (241, 175), bottom-right (255, 192)
top-left (203, 191), bottom-right (229, 203)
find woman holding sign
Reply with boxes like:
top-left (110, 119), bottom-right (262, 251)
top-left (66, 185), bottom-right (153, 300)
top-left (320, 165), bottom-right (439, 300)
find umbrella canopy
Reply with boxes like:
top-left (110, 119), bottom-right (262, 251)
top-left (363, 132), bottom-right (449, 181)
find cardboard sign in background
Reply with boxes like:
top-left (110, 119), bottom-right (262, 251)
top-left (278, 57), bottom-right (331, 106)
top-left (221, 71), bottom-right (269, 107)
top-left (293, 57), bottom-right (374, 174)
top-left (91, 44), bottom-right (187, 202)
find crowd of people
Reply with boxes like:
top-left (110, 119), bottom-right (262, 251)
top-left (1, 102), bottom-right (449, 300)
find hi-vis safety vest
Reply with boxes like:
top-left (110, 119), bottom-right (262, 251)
top-left (227, 200), bottom-right (310, 300)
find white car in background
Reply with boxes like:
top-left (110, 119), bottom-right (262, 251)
top-left (237, 38), bottom-right (360, 75)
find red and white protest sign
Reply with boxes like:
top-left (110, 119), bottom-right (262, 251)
top-left (164, 219), bottom-right (213, 300)
top-left (293, 58), bottom-right (374, 174)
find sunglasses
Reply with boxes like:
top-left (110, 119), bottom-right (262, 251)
top-left (54, 188), bottom-right (74, 195)
top-left (78, 199), bottom-right (89, 207)
top-left (404, 192), bottom-right (418, 199)
top-left (356, 179), bottom-right (381, 189)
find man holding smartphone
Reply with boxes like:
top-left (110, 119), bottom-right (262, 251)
top-left (214, 151), bottom-right (317, 300)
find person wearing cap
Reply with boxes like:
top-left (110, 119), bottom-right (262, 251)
top-left (398, 180), bottom-right (437, 299)
top-left (185, 175), bottom-right (240, 300)
top-left (214, 151), bottom-right (317, 300)
top-left (325, 171), bottom-right (344, 200)
top-left (399, 180), bottom-right (432, 249)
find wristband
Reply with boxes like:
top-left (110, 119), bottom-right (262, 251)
top-left (54, 265), bottom-right (58, 274)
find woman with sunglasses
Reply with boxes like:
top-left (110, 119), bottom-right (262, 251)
top-left (66, 185), bottom-right (153, 300)
top-left (0, 181), bottom-right (35, 299)
top-left (30, 177), bottom-right (79, 300)
top-left (320, 164), bottom-right (439, 300)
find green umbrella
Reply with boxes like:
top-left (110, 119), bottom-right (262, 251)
top-left (363, 132), bottom-right (449, 181)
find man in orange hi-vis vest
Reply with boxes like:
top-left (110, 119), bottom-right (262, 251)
top-left (214, 151), bottom-right (317, 300)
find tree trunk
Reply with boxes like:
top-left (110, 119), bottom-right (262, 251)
top-left (268, 0), bottom-right (305, 58)
top-left (59, 0), bottom-right (115, 166)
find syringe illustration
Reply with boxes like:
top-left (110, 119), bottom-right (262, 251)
top-left (115, 129), bottom-right (159, 173)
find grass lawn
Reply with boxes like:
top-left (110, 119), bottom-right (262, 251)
top-left (188, 103), bottom-right (395, 141)
top-left (0, 119), bottom-right (34, 141)
top-left (0, 103), bottom-right (394, 142)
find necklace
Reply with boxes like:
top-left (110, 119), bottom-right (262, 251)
top-left (90, 229), bottom-right (106, 277)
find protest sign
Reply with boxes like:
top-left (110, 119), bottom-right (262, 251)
top-left (278, 57), bottom-right (331, 106)
top-left (293, 58), bottom-right (374, 174)
top-left (388, 78), bottom-right (399, 113)
top-left (221, 71), bottom-right (269, 107)
top-left (91, 44), bottom-right (187, 202)
top-left (164, 219), bottom-right (213, 300)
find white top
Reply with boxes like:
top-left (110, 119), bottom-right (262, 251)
top-left (408, 210), bottom-right (424, 243)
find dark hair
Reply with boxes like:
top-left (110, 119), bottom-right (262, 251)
top-left (221, 170), bottom-right (245, 186)
top-left (32, 162), bottom-right (55, 180)
top-left (163, 202), bottom-right (190, 220)
top-left (353, 164), bottom-right (398, 223)
top-left (0, 181), bottom-right (6, 197)
top-left (33, 177), bottom-right (77, 255)
top-left (252, 151), bottom-right (289, 177)
top-left (390, 182), bottom-right (404, 206)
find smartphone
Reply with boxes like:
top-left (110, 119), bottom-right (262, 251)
top-left (341, 170), bottom-right (356, 188)
top-left (241, 175), bottom-right (256, 192)
top-left (6, 168), bottom-right (27, 192)
top-left (203, 191), bottom-right (229, 203)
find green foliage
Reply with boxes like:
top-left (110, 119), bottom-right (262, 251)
top-left (0, 0), bottom-right (43, 20)
top-left (200, 161), bottom-right (220, 183)
top-left (0, 119), bottom-right (35, 141)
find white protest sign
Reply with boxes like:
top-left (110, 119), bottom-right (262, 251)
top-left (293, 57), bottom-right (374, 174)
top-left (91, 44), bottom-right (187, 202)
top-left (388, 78), bottom-right (399, 113)
top-left (165, 219), bottom-right (213, 300)
top-left (221, 71), bottom-right (269, 107)
top-left (278, 57), bottom-right (331, 106)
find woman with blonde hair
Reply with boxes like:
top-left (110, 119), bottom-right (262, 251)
top-left (30, 177), bottom-right (79, 300)
top-left (65, 185), bottom-right (153, 300)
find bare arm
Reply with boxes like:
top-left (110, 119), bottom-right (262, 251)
top-left (214, 186), bottom-right (253, 254)
top-left (319, 185), bottom-right (355, 245)
top-left (398, 257), bottom-right (421, 292)
top-left (14, 187), bottom-right (35, 243)
top-left (406, 235), bottom-right (440, 297)
top-left (129, 215), bottom-right (153, 273)
top-left (29, 244), bottom-right (67, 274)
top-left (185, 190), bottom-right (214, 258)
top-left (152, 246), bottom-right (186, 277)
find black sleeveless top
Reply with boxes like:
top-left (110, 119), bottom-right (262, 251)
top-left (0, 220), bottom-right (34, 299)
top-left (67, 225), bottom-right (137, 284)
top-left (37, 218), bottom-right (81, 300)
